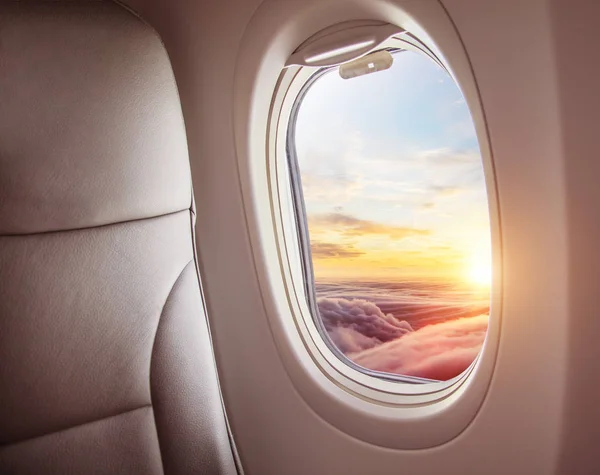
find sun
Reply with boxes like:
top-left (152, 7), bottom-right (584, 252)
top-left (466, 251), bottom-right (492, 287)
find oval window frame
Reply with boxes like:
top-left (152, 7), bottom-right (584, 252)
top-left (274, 34), bottom-right (498, 399)
top-left (232, 0), bottom-right (502, 449)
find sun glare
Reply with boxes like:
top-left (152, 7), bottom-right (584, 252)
top-left (466, 252), bottom-right (492, 287)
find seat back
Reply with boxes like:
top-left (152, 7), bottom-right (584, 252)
top-left (0, 2), bottom-right (237, 473)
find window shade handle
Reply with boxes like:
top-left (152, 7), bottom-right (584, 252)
top-left (286, 22), bottom-right (404, 68)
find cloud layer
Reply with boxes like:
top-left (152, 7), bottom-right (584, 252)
top-left (350, 314), bottom-right (488, 381)
top-left (309, 213), bottom-right (430, 240)
top-left (318, 296), bottom-right (487, 380)
top-left (311, 241), bottom-right (364, 259)
top-left (318, 297), bottom-right (413, 353)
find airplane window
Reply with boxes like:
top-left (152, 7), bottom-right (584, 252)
top-left (288, 49), bottom-right (491, 382)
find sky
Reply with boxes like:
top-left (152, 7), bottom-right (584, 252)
top-left (294, 50), bottom-right (491, 283)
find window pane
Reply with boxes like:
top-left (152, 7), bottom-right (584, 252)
top-left (292, 50), bottom-right (491, 382)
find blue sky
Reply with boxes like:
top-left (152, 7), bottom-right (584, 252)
top-left (293, 49), bottom-right (491, 282)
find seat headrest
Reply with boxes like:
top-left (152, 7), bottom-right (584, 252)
top-left (0, 1), bottom-right (191, 235)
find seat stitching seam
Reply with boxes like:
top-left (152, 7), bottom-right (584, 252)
top-left (0, 208), bottom-right (188, 238)
top-left (0, 404), bottom-right (152, 448)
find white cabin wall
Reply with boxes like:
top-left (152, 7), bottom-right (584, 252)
top-left (441, 0), bottom-right (569, 467)
top-left (547, 1), bottom-right (600, 471)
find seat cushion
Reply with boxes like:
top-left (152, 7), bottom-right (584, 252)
top-left (0, 2), bottom-right (238, 474)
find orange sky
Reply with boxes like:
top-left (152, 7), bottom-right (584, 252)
top-left (308, 214), bottom-right (490, 282)
top-left (295, 50), bottom-right (492, 285)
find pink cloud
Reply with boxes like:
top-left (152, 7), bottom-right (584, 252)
top-left (349, 314), bottom-right (488, 381)
top-left (317, 296), bottom-right (488, 381)
top-left (317, 297), bottom-right (413, 353)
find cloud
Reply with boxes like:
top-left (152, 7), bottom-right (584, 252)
top-left (427, 245), bottom-right (453, 251)
top-left (430, 185), bottom-right (465, 197)
top-left (311, 241), bottom-right (364, 259)
top-left (411, 148), bottom-right (487, 201)
top-left (309, 213), bottom-right (429, 240)
top-left (317, 296), bottom-right (488, 381)
top-left (349, 314), bottom-right (488, 381)
top-left (317, 297), bottom-right (414, 353)
top-left (418, 148), bottom-right (481, 166)
top-left (301, 173), bottom-right (363, 203)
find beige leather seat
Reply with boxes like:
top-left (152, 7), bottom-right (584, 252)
top-left (0, 2), bottom-right (238, 474)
